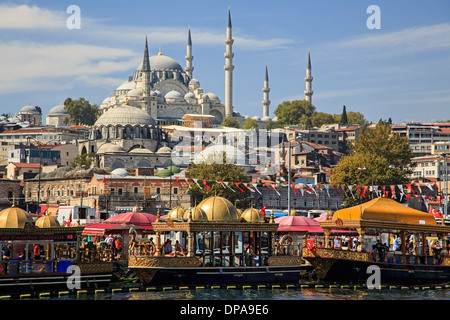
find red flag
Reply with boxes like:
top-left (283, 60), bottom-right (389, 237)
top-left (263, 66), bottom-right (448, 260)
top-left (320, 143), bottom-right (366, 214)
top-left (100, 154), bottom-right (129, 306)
top-left (65, 212), bottom-right (72, 227)
top-left (102, 175), bottom-right (106, 184)
top-left (216, 181), bottom-right (227, 189)
top-left (363, 186), bottom-right (368, 198)
top-left (184, 177), bottom-right (191, 189)
top-left (175, 176), bottom-right (183, 188)
top-left (356, 186), bottom-right (364, 197)
top-left (429, 206), bottom-right (443, 219)
top-left (333, 185), bottom-right (340, 196)
top-left (291, 184), bottom-right (300, 194)
top-left (234, 182), bottom-right (245, 192)
top-left (260, 203), bottom-right (267, 217)
top-left (202, 179), bottom-right (211, 190)
top-left (406, 183), bottom-right (415, 195)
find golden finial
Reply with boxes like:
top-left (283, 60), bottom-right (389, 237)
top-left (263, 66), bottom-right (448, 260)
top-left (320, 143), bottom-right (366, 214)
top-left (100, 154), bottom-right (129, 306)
top-left (158, 45), bottom-right (162, 56)
top-left (156, 208), bottom-right (160, 222)
top-left (269, 209), bottom-right (275, 223)
top-left (124, 94), bottom-right (128, 105)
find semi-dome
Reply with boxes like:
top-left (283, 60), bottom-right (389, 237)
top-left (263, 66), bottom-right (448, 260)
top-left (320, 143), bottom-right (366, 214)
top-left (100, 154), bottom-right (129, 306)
top-left (197, 196), bottom-right (239, 222)
top-left (128, 88), bottom-right (143, 97)
top-left (206, 92), bottom-right (219, 101)
top-left (116, 81), bottom-right (135, 91)
top-left (156, 146), bottom-right (171, 154)
top-left (128, 147), bottom-right (154, 154)
top-left (241, 208), bottom-right (265, 222)
top-left (111, 168), bottom-right (128, 177)
top-left (184, 92), bottom-right (195, 99)
top-left (0, 207), bottom-right (34, 228)
top-left (184, 206), bottom-right (207, 221)
top-left (35, 215), bottom-right (61, 228)
top-left (97, 143), bottom-right (125, 154)
top-left (94, 105), bottom-right (156, 127)
top-left (48, 104), bottom-right (68, 115)
top-left (167, 206), bottom-right (185, 219)
top-left (165, 90), bottom-right (183, 99)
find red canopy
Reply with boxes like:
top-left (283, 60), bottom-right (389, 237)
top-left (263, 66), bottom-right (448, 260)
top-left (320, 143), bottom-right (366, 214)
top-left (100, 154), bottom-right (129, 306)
top-left (82, 222), bottom-right (153, 235)
top-left (103, 212), bottom-right (157, 225)
top-left (275, 215), bottom-right (323, 233)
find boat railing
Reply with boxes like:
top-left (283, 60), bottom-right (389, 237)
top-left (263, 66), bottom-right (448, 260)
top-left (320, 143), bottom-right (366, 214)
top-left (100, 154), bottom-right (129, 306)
top-left (0, 259), bottom-right (75, 275)
top-left (304, 234), bottom-right (443, 266)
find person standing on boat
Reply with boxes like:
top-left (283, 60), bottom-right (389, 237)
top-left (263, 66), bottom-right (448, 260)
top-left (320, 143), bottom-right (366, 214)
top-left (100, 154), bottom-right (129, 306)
top-left (33, 244), bottom-right (40, 260)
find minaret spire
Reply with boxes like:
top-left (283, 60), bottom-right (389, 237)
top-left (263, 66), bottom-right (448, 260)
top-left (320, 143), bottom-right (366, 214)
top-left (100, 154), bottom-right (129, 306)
top-left (262, 64), bottom-right (271, 120)
top-left (185, 26), bottom-right (194, 78)
top-left (224, 6), bottom-right (234, 117)
top-left (142, 35), bottom-right (150, 72)
top-left (304, 49), bottom-right (313, 103)
top-left (139, 36), bottom-right (151, 97)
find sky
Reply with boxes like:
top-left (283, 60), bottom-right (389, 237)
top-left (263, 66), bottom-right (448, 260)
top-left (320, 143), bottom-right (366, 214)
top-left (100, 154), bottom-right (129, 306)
top-left (0, 0), bottom-right (449, 125)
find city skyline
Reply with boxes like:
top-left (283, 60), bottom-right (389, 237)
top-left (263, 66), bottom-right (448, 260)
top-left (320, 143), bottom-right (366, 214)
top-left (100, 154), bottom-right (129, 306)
top-left (0, 1), bottom-right (449, 124)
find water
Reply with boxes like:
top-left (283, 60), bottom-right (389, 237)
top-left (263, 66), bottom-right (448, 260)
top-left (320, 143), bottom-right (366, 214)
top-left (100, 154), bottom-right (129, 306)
top-left (38, 286), bottom-right (450, 300)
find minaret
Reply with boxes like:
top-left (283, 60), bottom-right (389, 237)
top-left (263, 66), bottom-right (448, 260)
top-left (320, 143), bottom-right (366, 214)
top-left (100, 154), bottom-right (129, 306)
top-left (224, 7), bottom-right (234, 117)
top-left (304, 49), bottom-right (313, 103)
top-left (141, 36), bottom-right (151, 97)
top-left (185, 26), bottom-right (194, 78)
top-left (262, 64), bottom-right (271, 119)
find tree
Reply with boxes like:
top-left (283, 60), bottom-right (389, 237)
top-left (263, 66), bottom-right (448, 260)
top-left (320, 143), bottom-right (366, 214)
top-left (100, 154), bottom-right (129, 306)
top-left (70, 153), bottom-right (96, 168)
top-left (330, 123), bottom-right (415, 206)
top-left (64, 97), bottom-right (101, 125)
top-left (310, 112), bottom-right (335, 128)
top-left (187, 158), bottom-right (250, 208)
top-left (340, 105), bottom-right (348, 125)
top-left (221, 116), bottom-right (240, 128)
top-left (273, 100), bottom-right (315, 126)
top-left (242, 118), bottom-right (258, 130)
top-left (265, 120), bottom-right (282, 131)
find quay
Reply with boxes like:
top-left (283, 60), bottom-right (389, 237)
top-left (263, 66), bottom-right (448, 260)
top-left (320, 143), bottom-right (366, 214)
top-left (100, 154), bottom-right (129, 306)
top-left (2, 281), bottom-right (450, 299)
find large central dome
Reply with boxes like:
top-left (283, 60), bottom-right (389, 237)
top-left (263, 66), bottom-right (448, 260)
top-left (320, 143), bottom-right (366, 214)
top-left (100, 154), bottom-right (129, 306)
top-left (137, 54), bottom-right (184, 72)
top-left (197, 196), bottom-right (240, 222)
top-left (94, 105), bottom-right (157, 127)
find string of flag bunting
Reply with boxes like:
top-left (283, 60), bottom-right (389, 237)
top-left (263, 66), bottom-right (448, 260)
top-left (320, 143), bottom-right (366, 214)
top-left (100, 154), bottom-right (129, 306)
top-left (167, 176), bottom-right (446, 207)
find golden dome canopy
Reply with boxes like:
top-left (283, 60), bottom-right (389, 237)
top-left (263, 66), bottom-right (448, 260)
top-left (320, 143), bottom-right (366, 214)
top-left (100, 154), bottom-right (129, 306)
top-left (35, 215), bottom-right (61, 228)
top-left (197, 196), bottom-right (239, 222)
top-left (289, 209), bottom-right (298, 216)
top-left (242, 208), bottom-right (265, 222)
top-left (183, 206), bottom-right (207, 221)
top-left (168, 206), bottom-right (185, 219)
top-left (0, 207), bottom-right (34, 228)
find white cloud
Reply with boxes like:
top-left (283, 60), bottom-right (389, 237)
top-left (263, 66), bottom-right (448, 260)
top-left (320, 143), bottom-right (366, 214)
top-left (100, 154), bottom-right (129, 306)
top-left (0, 40), bottom-right (139, 94)
top-left (323, 23), bottom-right (450, 60)
top-left (0, 4), bottom-right (66, 29)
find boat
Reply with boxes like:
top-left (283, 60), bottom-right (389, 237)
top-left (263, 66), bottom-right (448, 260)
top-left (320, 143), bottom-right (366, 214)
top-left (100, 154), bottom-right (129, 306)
top-left (128, 196), bottom-right (303, 287)
top-left (0, 207), bottom-right (114, 296)
top-left (302, 197), bottom-right (450, 285)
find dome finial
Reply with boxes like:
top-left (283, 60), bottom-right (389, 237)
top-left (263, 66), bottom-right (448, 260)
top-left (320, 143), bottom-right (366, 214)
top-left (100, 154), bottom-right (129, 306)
top-left (158, 45), bottom-right (162, 56)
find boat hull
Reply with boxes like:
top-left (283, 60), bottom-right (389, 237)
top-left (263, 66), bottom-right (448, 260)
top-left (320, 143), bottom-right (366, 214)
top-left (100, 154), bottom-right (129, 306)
top-left (0, 262), bottom-right (114, 296)
top-left (128, 255), bottom-right (304, 287)
top-left (304, 248), bottom-right (450, 285)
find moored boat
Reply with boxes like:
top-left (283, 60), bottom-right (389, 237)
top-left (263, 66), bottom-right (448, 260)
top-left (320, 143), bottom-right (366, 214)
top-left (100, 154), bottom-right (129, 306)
top-left (128, 196), bottom-right (303, 287)
top-left (0, 207), bottom-right (113, 296)
top-left (302, 197), bottom-right (450, 285)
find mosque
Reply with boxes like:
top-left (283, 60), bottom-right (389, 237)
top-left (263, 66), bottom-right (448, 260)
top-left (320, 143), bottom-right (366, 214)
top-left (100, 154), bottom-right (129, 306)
top-left (96, 9), bottom-right (313, 129)
top-left (62, 9), bottom-right (313, 170)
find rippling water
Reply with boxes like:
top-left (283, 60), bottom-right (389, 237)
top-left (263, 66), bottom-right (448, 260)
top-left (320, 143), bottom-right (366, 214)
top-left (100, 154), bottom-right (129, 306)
top-left (44, 286), bottom-right (450, 300)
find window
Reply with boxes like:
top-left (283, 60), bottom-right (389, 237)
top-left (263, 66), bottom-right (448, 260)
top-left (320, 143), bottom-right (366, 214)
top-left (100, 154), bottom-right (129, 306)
top-left (118, 188), bottom-right (123, 195)
top-left (156, 187), bottom-right (161, 194)
top-left (173, 187), bottom-right (178, 194)
top-left (134, 187), bottom-right (139, 194)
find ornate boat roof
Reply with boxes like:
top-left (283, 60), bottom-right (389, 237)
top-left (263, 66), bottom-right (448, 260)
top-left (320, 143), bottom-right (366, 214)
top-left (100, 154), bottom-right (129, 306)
top-left (320, 197), bottom-right (450, 233)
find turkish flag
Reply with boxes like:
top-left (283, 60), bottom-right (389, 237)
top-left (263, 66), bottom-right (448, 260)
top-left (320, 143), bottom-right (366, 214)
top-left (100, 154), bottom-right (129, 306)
top-left (429, 206), bottom-right (443, 219)
top-left (260, 203), bottom-right (267, 217)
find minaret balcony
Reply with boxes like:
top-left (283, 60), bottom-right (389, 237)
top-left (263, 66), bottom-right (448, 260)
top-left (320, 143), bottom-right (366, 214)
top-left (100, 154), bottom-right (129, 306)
top-left (224, 52), bottom-right (235, 59)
